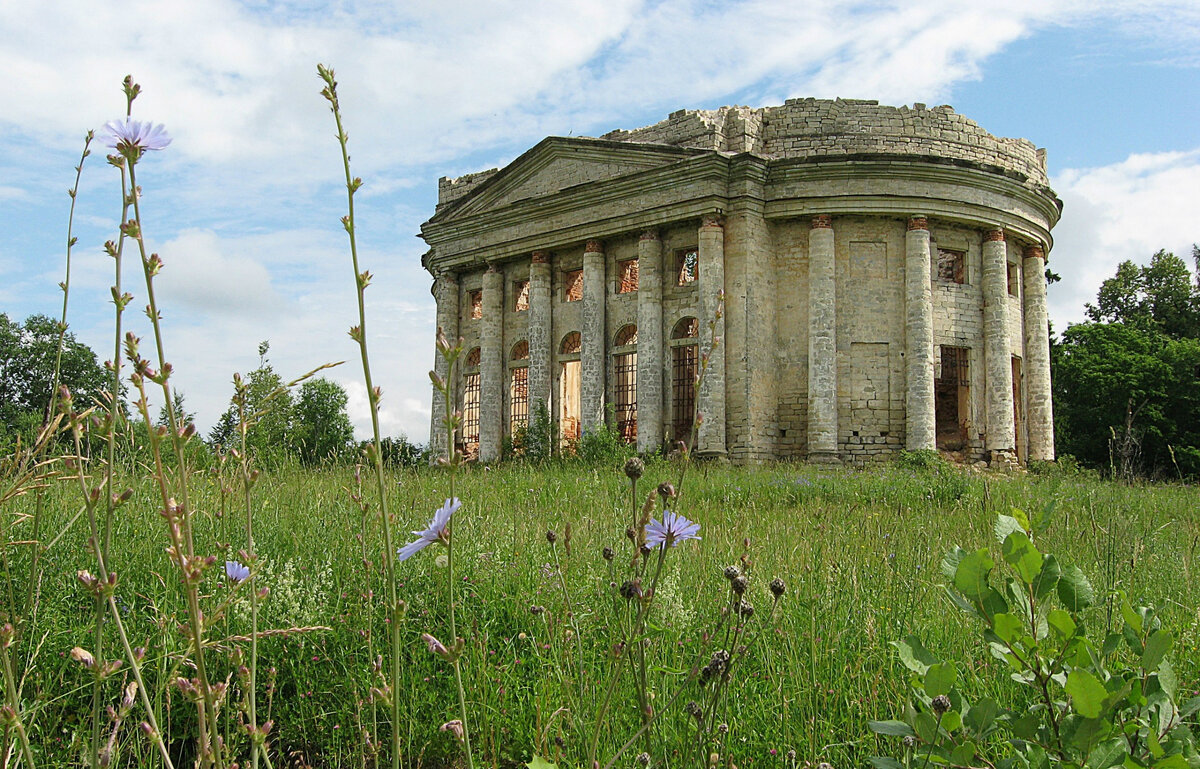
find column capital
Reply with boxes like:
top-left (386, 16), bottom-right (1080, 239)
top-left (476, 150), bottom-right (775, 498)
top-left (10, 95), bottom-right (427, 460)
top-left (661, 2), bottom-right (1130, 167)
top-left (1022, 244), bottom-right (1045, 261)
top-left (531, 250), bottom-right (551, 264)
top-left (907, 216), bottom-right (929, 231)
top-left (700, 213), bottom-right (724, 230)
top-left (811, 214), bottom-right (833, 230)
top-left (485, 261), bottom-right (502, 274)
top-left (984, 228), bottom-right (1006, 242)
top-left (639, 228), bottom-right (660, 242)
top-left (584, 239), bottom-right (604, 254)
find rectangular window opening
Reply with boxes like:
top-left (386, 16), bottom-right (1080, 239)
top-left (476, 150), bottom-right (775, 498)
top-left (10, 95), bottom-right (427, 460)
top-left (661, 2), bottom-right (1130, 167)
top-left (1007, 262), bottom-right (1020, 296)
top-left (513, 280), bottom-right (530, 312)
top-left (618, 259), bottom-right (639, 294)
top-left (469, 290), bottom-right (482, 320)
top-left (564, 269), bottom-right (583, 302)
top-left (676, 247), bottom-right (699, 285)
top-left (937, 248), bottom-right (966, 284)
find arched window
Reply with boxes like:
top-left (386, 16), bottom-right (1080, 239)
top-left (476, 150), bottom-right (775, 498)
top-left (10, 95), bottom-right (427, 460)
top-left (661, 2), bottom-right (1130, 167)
top-left (671, 317), bottom-right (700, 444)
top-left (560, 332), bottom-right (581, 355)
top-left (460, 347), bottom-right (482, 460)
top-left (672, 317), bottom-right (699, 339)
top-left (510, 340), bottom-right (529, 433)
top-left (612, 324), bottom-right (637, 443)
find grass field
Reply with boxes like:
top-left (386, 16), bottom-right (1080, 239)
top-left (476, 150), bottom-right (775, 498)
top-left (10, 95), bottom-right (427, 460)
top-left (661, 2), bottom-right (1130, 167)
top-left (6, 457), bottom-right (1200, 768)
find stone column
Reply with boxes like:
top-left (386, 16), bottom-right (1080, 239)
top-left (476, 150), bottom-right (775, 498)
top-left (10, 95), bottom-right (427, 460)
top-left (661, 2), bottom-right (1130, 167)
top-left (429, 271), bottom-right (459, 457)
top-left (696, 214), bottom-right (727, 457)
top-left (1022, 244), bottom-right (1055, 461)
top-left (982, 228), bottom-right (1015, 457)
top-left (479, 264), bottom-right (505, 462)
top-left (905, 217), bottom-right (936, 451)
top-left (807, 215), bottom-right (839, 462)
top-left (528, 250), bottom-right (552, 422)
top-left (581, 239), bottom-right (606, 433)
top-left (636, 230), bottom-right (663, 453)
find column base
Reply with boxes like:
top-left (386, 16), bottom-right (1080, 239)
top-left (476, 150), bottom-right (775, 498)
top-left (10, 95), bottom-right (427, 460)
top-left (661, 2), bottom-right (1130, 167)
top-left (695, 448), bottom-right (729, 463)
top-left (807, 450), bottom-right (842, 465)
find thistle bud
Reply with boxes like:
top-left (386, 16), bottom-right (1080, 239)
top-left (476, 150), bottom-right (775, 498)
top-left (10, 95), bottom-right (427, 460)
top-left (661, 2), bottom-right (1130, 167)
top-left (931, 695), bottom-right (951, 715)
top-left (623, 456), bottom-right (645, 480)
top-left (769, 577), bottom-right (786, 598)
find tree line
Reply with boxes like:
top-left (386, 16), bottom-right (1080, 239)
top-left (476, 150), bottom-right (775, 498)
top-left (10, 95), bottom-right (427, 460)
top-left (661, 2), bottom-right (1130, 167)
top-left (0, 328), bottom-right (425, 468)
top-left (4, 245), bottom-right (1199, 478)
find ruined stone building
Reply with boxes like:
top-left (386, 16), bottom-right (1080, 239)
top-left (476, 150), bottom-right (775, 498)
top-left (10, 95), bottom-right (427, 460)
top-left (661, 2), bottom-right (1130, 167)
top-left (419, 98), bottom-right (1060, 465)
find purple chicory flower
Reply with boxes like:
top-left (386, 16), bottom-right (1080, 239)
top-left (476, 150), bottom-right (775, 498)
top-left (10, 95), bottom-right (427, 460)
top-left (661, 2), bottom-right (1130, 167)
top-left (398, 498), bottom-right (460, 561)
top-left (224, 560), bottom-right (250, 583)
top-left (645, 509), bottom-right (701, 549)
top-left (101, 117), bottom-right (172, 156)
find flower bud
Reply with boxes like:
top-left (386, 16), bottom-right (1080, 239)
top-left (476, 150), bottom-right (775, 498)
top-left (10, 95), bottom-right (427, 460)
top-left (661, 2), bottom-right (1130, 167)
top-left (931, 694), bottom-right (951, 715)
top-left (623, 457), bottom-right (645, 480)
top-left (770, 577), bottom-right (786, 598)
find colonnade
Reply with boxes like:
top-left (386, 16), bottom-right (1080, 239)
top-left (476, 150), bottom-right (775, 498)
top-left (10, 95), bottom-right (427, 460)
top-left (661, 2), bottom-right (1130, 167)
top-left (431, 214), bottom-right (1054, 464)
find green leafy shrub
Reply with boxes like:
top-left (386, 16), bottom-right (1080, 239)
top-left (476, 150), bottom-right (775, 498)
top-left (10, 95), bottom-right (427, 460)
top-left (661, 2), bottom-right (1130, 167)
top-left (871, 507), bottom-right (1200, 769)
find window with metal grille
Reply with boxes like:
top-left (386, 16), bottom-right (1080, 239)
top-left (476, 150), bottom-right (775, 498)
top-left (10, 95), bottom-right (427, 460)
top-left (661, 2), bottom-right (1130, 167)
top-left (560, 332), bottom-right (581, 355)
top-left (511, 340), bottom-right (529, 361)
top-left (672, 344), bottom-right (698, 443)
top-left (615, 324), bottom-right (637, 347)
top-left (469, 290), bottom-right (482, 320)
top-left (564, 269), bottom-right (583, 302)
top-left (513, 280), bottom-right (530, 312)
top-left (465, 347), bottom-right (481, 367)
top-left (617, 259), bottom-right (639, 293)
top-left (614, 352), bottom-right (637, 443)
top-left (676, 247), bottom-right (699, 285)
top-left (510, 366), bottom-right (529, 433)
top-left (937, 249), bottom-right (965, 284)
top-left (461, 372), bottom-right (480, 459)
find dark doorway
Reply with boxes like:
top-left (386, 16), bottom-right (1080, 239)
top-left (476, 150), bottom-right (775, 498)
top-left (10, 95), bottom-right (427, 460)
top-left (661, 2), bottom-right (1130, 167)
top-left (935, 346), bottom-right (969, 450)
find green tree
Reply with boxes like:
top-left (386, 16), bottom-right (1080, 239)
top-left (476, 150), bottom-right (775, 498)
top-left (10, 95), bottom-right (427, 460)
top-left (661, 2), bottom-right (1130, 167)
top-left (1056, 246), bottom-right (1200, 478)
top-left (1085, 247), bottom-right (1200, 338)
top-left (0, 313), bottom-right (107, 440)
top-left (212, 341), bottom-right (294, 466)
top-left (291, 377), bottom-right (354, 465)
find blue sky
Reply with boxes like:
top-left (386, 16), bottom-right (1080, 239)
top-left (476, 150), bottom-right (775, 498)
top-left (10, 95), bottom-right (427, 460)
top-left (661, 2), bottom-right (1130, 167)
top-left (2, 0), bottom-right (1198, 442)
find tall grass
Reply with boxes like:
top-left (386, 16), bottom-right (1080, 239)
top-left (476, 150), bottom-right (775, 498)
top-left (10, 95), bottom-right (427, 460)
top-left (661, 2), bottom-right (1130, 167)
top-left (9, 460), bottom-right (1197, 766)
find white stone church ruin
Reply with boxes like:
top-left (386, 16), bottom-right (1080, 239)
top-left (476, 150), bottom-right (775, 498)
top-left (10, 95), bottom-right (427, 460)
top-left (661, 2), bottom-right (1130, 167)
top-left (419, 98), bottom-right (1059, 465)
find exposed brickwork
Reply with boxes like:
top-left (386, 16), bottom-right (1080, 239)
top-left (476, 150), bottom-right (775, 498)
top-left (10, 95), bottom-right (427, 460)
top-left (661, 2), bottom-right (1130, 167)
top-left (907, 216), bottom-right (928, 231)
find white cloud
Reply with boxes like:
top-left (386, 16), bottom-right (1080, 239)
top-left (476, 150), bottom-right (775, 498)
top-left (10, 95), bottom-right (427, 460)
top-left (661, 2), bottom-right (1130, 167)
top-left (1050, 149), bottom-right (1200, 326)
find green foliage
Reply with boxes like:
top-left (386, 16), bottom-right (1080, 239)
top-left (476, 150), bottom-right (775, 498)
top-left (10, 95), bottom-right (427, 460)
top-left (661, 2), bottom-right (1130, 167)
top-left (1053, 323), bottom-right (1200, 478)
top-left (1055, 247), bottom-right (1200, 479)
top-left (291, 377), bottom-right (354, 465)
top-left (1085, 247), bottom-right (1200, 339)
top-left (873, 507), bottom-right (1200, 769)
top-left (574, 405), bottom-right (635, 465)
top-left (211, 341), bottom-right (295, 466)
top-left (522, 401), bottom-right (556, 463)
top-left (0, 312), bottom-right (107, 444)
top-left (374, 434), bottom-right (427, 468)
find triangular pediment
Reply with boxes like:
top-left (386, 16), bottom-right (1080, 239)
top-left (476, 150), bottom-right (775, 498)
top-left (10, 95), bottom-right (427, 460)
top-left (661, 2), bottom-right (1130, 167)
top-left (431, 137), bottom-right (703, 223)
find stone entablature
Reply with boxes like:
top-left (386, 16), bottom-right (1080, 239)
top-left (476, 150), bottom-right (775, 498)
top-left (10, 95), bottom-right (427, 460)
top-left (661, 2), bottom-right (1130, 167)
top-left (420, 99), bottom-right (1060, 466)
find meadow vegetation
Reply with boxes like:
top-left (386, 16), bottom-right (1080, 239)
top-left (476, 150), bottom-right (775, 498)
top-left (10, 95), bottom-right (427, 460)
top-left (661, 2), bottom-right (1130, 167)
top-left (6, 458), bottom-right (1199, 766)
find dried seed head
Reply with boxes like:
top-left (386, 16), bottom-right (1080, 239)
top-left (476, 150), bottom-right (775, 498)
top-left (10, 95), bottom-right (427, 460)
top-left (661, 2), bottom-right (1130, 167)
top-left (723, 566), bottom-right (740, 581)
top-left (730, 575), bottom-right (748, 595)
top-left (602, 546), bottom-right (614, 561)
top-left (770, 577), bottom-right (786, 598)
